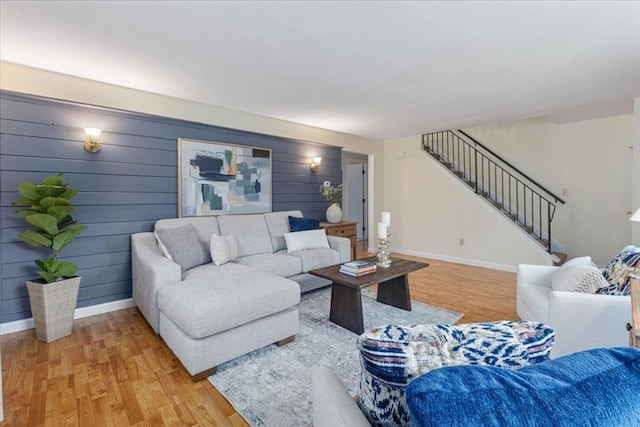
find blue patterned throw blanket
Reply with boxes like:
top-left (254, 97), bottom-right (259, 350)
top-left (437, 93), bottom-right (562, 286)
top-left (356, 321), bottom-right (555, 427)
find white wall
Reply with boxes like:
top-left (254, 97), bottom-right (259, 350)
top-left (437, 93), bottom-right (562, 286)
top-left (4, 62), bottom-right (636, 269)
top-left (632, 97), bottom-right (640, 244)
top-left (465, 115), bottom-right (634, 265)
top-left (383, 136), bottom-right (551, 271)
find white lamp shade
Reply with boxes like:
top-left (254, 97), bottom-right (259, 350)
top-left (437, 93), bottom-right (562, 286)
top-left (631, 208), bottom-right (640, 222)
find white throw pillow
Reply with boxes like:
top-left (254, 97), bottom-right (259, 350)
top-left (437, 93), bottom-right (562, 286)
top-left (563, 256), bottom-right (597, 267)
top-left (551, 264), bottom-right (610, 293)
top-left (154, 231), bottom-right (173, 260)
top-left (210, 234), bottom-right (238, 266)
top-left (284, 229), bottom-right (330, 253)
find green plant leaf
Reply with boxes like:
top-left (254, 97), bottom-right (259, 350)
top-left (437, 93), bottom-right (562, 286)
top-left (36, 185), bottom-right (66, 198)
top-left (25, 213), bottom-right (59, 235)
top-left (15, 208), bottom-right (44, 217)
top-left (17, 182), bottom-right (41, 200)
top-left (40, 197), bottom-right (71, 208)
top-left (11, 197), bottom-right (39, 207)
top-left (60, 188), bottom-right (79, 200)
top-left (66, 224), bottom-right (87, 234)
top-left (52, 228), bottom-right (82, 252)
top-left (35, 258), bottom-right (77, 282)
top-left (47, 206), bottom-right (74, 222)
top-left (56, 261), bottom-right (78, 277)
top-left (43, 174), bottom-right (65, 187)
top-left (19, 230), bottom-right (53, 247)
top-left (37, 270), bottom-right (56, 283)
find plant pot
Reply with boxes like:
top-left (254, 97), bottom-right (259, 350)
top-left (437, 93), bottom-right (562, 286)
top-left (326, 203), bottom-right (343, 223)
top-left (26, 276), bottom-right (81, 343)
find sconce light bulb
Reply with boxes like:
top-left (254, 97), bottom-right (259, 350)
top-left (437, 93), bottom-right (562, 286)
top-left (84, 128), bottom-right (102, 152)
top-left (310, 156), bottom-right (322, 172)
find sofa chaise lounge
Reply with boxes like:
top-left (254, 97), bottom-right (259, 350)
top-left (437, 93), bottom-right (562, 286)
top-left (131, 210), bottom-right (350, 380)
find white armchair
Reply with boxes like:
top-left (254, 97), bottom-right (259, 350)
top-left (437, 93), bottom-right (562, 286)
top-left (517, 264), bottom-right (631, 358)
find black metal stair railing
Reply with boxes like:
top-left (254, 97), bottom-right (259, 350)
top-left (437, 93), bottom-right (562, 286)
top-left (422, 130), bottom-right (565, 254)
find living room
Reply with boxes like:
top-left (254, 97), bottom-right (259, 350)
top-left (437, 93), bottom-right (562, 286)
top-left (1, 1), bottom-right (640, 425)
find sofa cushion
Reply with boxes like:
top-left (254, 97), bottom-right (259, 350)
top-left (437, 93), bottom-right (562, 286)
top-left (600, 245), bottom-right (640, 295)
top-left (236, 253), bottom-right (302, 278)
top-left (287, 248), bottom-right (341, 272)
top-left (264, 210), bottom-right (303, 252)
top-left (551, 264), bottom-right (610, 293)
top-left (357, 321), bottom-right (555, 427)
top-left (209, 234), bottom-right (238, 266)
top-left (154, 224), bottom-right (211, 272)
top-left (288, 215), bottom-right (320, 232)
top-left (284, 229), bottom-right (330, 253)
top-left (155, 216), bottom-right (220, 245)
top-left (406, 347), bottom-right (640, 427)
top-left (158, 263), bottom-right (300, 339)
top-left (217, 214), bottom-right (273, 257)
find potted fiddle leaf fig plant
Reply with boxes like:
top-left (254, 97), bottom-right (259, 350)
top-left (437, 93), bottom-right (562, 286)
top-left (11, 173), bottom-right (87, 342)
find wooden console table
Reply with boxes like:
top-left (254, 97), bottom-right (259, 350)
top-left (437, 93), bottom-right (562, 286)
top-left (320, 220), bottom-right (358, 261)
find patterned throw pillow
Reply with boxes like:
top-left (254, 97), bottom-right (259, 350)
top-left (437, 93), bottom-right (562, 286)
top-left (600, 245), bottom-right (640, 296)
top-left (356, 321), bottom-right (555, 427)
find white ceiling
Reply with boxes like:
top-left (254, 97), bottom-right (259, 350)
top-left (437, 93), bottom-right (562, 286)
top-left (1, 1), bottom-right (639, 141)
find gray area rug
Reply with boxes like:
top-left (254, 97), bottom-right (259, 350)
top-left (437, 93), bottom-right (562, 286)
top-left (209, 286), bottom-right (463, 426)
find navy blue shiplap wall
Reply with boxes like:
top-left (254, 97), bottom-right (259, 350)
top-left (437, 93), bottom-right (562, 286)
top-left (0, 91), bottom-right (342, 323)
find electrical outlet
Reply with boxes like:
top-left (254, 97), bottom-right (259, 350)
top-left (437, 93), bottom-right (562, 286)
top-left (459, 238), bottom-right (465, 246)
top-left (323, 181), bottom-right (330, 187)
top-left (561, 188), bottom-right (569, 197)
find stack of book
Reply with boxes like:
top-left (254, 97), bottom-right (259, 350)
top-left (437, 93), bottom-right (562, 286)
top-left (339, 260), bottom-right (377, 277)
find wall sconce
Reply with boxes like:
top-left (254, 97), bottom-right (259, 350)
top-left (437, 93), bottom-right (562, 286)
top-left (631, 208), bottom-right (640, 222)
top-left (84, 128), bottom-right (102, 152)
top-left (310, 156), bottom-right (322, 172)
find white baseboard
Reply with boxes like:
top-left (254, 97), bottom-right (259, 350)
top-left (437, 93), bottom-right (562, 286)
top-left (0, 298), bottom-right (136, 336)
top-left (379, 247), bottom-right (518, 273)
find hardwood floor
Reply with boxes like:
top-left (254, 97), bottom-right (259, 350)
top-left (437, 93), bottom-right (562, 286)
top-left (1, 244), bottom-right (518, 426)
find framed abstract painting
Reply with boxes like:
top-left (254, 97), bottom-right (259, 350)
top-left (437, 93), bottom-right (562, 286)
top-left (178, 138), bottom-right (272, 217)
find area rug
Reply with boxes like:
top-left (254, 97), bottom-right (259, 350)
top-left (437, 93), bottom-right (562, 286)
top-left (209, 286), bottom-right (463, 426)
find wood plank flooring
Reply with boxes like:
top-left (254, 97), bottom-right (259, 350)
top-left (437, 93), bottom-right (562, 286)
top-left (1, 243), bottom-right (518, 426)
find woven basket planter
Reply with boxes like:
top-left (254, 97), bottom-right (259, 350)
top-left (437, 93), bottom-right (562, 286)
top-left (26, 276), bottom-right (81, 343)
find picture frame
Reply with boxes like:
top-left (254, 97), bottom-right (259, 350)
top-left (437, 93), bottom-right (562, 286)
top-left (177, 138), bottom-right (272, 217)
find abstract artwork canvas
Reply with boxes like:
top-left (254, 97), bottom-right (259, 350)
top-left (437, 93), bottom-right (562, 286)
top-left (178, 138), bottom-right (272, 217)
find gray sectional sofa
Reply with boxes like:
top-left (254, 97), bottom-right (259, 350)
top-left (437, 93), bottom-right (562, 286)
top-left (131, 210), bottom-right (350, 380)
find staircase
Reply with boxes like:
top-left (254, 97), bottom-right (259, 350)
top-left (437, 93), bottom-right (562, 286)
top-left (422, 130), bottom-right (566, 263)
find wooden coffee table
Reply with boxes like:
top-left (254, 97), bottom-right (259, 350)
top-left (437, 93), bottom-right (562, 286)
top-left (309, 256), bottom-right (429, 334)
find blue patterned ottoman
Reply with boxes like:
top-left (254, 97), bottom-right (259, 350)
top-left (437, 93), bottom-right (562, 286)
top-left (356, 320), bottom-right (555, 427)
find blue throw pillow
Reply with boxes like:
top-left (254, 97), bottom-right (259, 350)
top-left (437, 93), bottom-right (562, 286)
top-left (288, 216), bottom-right (320, 232)
top-left (406, 347), bottom-right (640, 427)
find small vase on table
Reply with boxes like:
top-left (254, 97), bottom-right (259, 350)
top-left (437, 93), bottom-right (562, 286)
top-left (326, 203), bottom-right (343, 223)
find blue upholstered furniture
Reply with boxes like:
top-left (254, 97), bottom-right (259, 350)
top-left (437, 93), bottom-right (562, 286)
top-left (356, 321), bottom-right (555, 426)
top-left (406, 347), bottom-right (640, 427)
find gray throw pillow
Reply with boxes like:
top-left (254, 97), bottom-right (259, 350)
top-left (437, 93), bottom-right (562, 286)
top-left (154, 224), bottom-right (211, 272)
